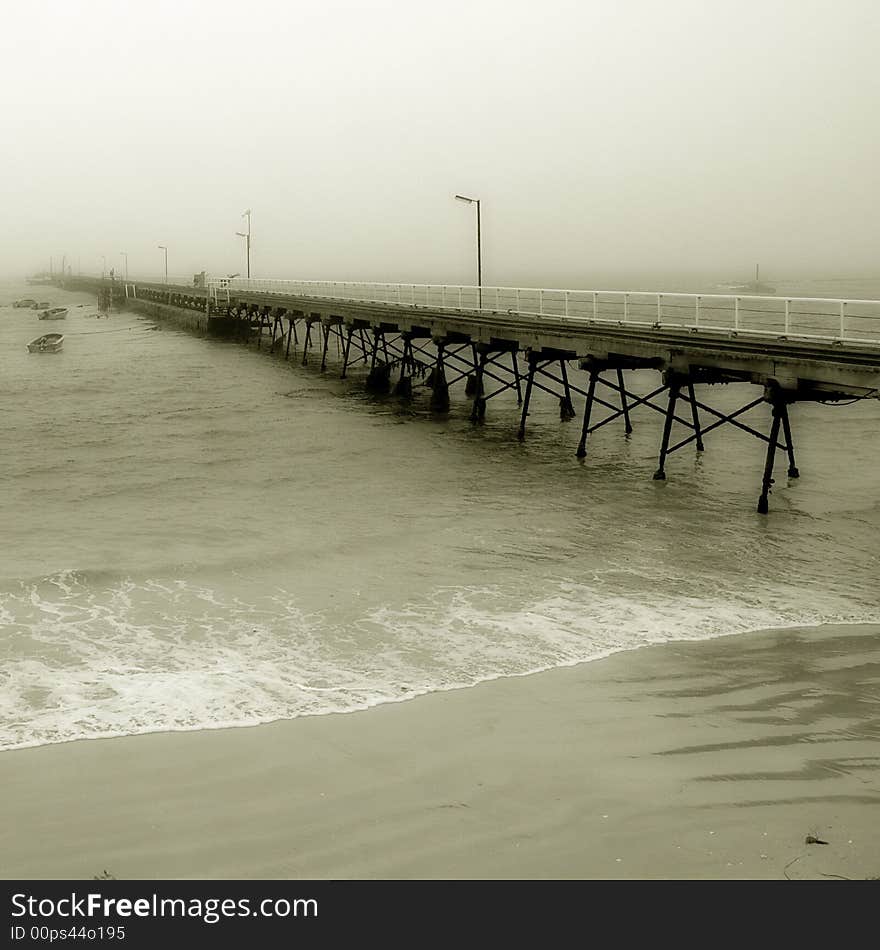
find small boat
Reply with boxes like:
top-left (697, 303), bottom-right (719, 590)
top-left (12, 298), bottom-right (38, 308)
top-left (34, 301), bottom-right (51, 309)
top-left (27, 333), bottom-right (64, 353)
top-left (39, 307), bottom-right (68, 320)
top-left (717, 265), bottom-right (776, 295)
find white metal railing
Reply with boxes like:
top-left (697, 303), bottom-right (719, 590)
top-left (205, 278), bottom-right (880, 347)
top-left (72, 272), bottom-right (207, 288)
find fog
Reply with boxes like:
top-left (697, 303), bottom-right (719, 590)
top-left (2, 0), bottom-right (878, 289)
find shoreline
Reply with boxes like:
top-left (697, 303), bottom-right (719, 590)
top-left (2, 622), bottom-right (879, 879)
top-left (5, 615), bottom-right (878, 756)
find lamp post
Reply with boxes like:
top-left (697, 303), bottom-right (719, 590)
top-left (236, 209), bottom-right (251, 279)
top-left (120, 251), bottom-right (128, 281)
top-left (454, 193), bottom-right (482, 308)
top-left (158, 245), bottom-right (168, 283)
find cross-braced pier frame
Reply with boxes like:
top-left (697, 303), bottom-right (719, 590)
top-left (58, 274), bottom-right (880, 513)
top-left (212, 298), bottom-right (876, 513)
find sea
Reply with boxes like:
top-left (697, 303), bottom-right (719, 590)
top-left (1, 277), bottom-right (878, 751)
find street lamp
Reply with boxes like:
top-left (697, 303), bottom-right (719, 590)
top-left (120, 251), bottom-right (128, 281)
top-left (236, 209), bottom-right (251, 279)
top-left (158, 245), bottom-right (168, 283)
top-left (454, 193), bottom-right (482, 308)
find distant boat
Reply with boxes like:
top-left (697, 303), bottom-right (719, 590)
top-left (27, 333), bottom-right (64, 353)
top-left (39, 307), bottom-right (68, 320)
top-left (12, 298), bottom-right (38, 308)
top-left (34, 301), bottom-right (51, 309)
top-left (718, 265), bottom-right (776, 295)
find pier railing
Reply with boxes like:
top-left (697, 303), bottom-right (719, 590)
top-left (206, 278), bottom-right (880, 346)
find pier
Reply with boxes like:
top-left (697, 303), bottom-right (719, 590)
top-left (53, 273), bottom-right (880, 514)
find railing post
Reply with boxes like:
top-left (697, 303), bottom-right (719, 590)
top-left (784, 298), bottom-right (790, 333)
top-left (564, 290), bottom-right (569, 318)
top-left (593, 292), bottom-right (598, 320)
top-left (516, 288), bottom-right (521, 312)
top-left (657, 294), bottom-right (662, 323)
top-left (442, 285), bottom-right (446, 308)
top-left (539, 289), bottom-right (544, 315)
top-left (734, 297), bottom-right (740, 330)
top-left (695, 295), bottom-right (700, 327)
top-left (839, 301), bottom-right (846, 338)
top-left (458, 286), bottom-right (462, 309)
top-left (623, 293), bottom-right (629, 322)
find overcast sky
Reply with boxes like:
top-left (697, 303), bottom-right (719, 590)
top-left (2, 0), bottom-right (878, 288)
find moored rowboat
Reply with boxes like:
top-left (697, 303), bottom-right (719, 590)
top-left (27, 333), bottom-right (64, 353)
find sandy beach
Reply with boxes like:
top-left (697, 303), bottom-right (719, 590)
top-left (2, 622), bottom-right (878, 881)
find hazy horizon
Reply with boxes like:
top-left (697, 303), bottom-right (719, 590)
top-left (3, 0), bottom-right (879, 288)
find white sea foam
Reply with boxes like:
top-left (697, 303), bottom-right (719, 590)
top-left (1, 570), bottom-right (877, 751)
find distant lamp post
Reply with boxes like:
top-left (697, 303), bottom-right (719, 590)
top-left (101, 255), bottom-right (106, 279)
top-left (236, 209), bottom-right (252, 279)
top-left (454, 193), bottom-right (482, 308)
top-left (158, 245), bottom-right (168, 283)
top-left (120, 251), bottom-right (129, 281)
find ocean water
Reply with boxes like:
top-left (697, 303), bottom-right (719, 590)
top-left (1, 279), bottom-right (878, 750)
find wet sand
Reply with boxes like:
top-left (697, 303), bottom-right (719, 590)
top-left (1, 623), bottom-right (878, 880)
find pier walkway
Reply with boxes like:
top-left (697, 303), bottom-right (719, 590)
top-left (57, 274), bottom-right (880, 513)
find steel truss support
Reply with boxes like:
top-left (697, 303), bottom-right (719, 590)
top-left (301, 318), bottom-right (315, 366)
top-left (366, 328), bottom-right (393, 393)
top-left (467, 343), bottom-right (521, 422)
top-left (575, 359), bottom-right (671, 457)
top-left (514, 352), bottom-right (585, 440)
top-left (430, 340), bottom-right (450, 412)
top-left (269, 308), bottom-right (287, 353)
top-left (254, 306), bottom-right (271, 350)
top-left (320, 322), bottom-right (331, 372)
top-left (341, 326), bottom-right (354, 378)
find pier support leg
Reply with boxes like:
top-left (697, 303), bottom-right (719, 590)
top-left (394, 337), bottom-right (413, 397)
top-left (780, 402), bottom-right (799, 477)
top-left (618, 368), bottom-right (633, 435)
top-left (517, 355), bottom-right (536, 441)
top-left (653, 380), bottom-right (680, 480)
top-left (757, 403), bottom-right (783, 514)
top-left (512, 350), bottom-right (523, 405)
top-left (430, 342), bottom-right (450, 412)
top-left (470, 351), bottom-right (487, 422)
top-left (465, 345), bottom-right (479, 397)
top-left (320, 323), bottom-right (331, 372)
top-left (559, 360), bottom-right (575, 421)
top-left (285, 320), bottom-right (293, 360)
top-left (301, 322), bottom-right (312, 366)
top-left (576, 370), bottom-right (599, 458)
top-left (341, 328), bottom-right (353, 379)
top-left (688, 382), bottom-right (704, 452)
